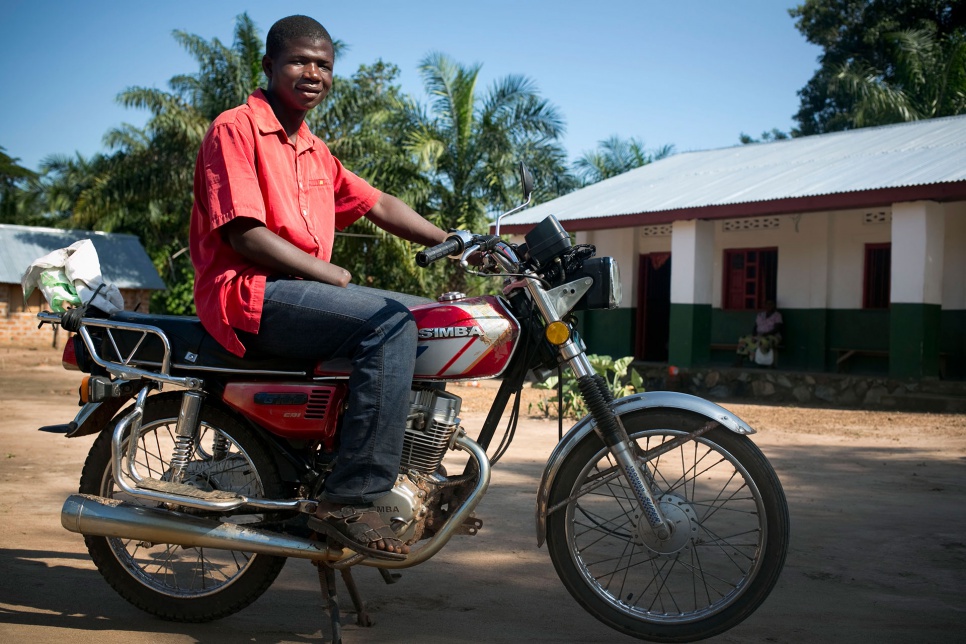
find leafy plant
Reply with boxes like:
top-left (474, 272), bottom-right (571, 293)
top-left (530, 355), bottom-right (644, 419)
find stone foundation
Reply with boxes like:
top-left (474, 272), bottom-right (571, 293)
top-left (637, 363), bottom-right (966, 413)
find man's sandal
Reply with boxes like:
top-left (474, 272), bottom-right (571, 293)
top-left (307, 506), bottom-right (408, 561)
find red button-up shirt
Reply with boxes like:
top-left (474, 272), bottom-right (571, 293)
top-left (190, 89), bottom-right (380, 356)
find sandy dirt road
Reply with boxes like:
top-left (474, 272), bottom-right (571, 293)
top-left (1, 345), bottom-right (964, 643)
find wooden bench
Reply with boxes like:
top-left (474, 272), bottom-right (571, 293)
top-left (711, 342), bottom-right (783, 367)
top-left (833, 348), bottom-right (949, 377)
top-left (833, 348), bottom-right (889, 371)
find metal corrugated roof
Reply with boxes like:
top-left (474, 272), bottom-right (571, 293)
top-left (508, 114), bottom-right (966, 226)
top-left (0, 224), bottom-right (167, 289)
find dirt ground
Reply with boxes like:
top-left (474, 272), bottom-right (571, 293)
top-left (1, 344), bottom-right (965, 643)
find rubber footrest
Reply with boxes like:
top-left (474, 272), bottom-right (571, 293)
top-left (136, 477), bottom-right (242, 501)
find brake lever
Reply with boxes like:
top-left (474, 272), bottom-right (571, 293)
top-left (459, 243), bottom-right (484, 269)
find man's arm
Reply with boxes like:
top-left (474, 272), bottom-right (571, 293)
top-left (223, 217), bottom-right (352, 287)
top-left (364, 193), bottom-right (448, 246)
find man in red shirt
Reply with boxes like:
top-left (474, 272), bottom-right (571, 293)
top-left (190, 15), bottom-right (448, 559)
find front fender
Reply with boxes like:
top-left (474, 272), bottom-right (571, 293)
top-left (535, 391), bottom-right (755, 547)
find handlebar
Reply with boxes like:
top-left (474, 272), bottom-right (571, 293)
top-left (416, 231), bottom-right (522, 280)
top-left (416, 236), bottom-right (464, 267)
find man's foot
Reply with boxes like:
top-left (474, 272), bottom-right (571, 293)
top-left (308, 501), bottom-right (410, 561)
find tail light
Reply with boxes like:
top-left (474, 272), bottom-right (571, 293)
top-left (62, 337), bottom-right (80, 371)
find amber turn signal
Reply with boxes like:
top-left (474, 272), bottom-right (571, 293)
top-left (79, 376), bottom-right (91, 403)
top-left (544, 321), bottom-right (571, 346)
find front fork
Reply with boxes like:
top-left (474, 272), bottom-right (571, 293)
top-left (562, 345), bottom-right (672, 540)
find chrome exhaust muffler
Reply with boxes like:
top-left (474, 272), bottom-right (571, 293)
top-left (61, 494), bottom-right (341, 561)
top-left (61, 431), bottom-right (492, 568)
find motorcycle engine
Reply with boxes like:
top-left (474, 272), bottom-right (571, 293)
top-left (371, 387), bottom-right (462, 541)
top-left (400, 387), bottom-right (462, 475)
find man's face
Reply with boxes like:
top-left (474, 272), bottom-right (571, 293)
top-left (263, 36), bottom-right (334, 114)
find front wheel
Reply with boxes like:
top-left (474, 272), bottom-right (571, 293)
top-left (78, 393), bottom-right (288, 622)
top-left (546, 410), bottom-right (789, 642)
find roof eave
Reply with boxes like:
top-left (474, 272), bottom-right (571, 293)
top-left (498, 182), bottom-right (966, 234)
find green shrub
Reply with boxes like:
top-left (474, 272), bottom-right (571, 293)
top-left (530, 355), bottom-right (644, 419)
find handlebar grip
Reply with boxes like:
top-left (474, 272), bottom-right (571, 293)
top-left (416, 236), bottom-right (464, 267)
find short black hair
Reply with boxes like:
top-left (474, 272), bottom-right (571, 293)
top-left (265, 15), bottom-right (332, 59)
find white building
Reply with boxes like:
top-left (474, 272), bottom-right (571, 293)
top-left (502, 116), bottom-right (966, 380)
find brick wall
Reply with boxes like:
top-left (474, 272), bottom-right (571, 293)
top-left (0, 284), bottom-right (154, 348)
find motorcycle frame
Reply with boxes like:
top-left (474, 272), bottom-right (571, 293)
top-left (44, 238), bottom-right (757, 550)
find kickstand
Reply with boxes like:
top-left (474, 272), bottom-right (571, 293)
top-left (315, 561), bottom-right (374, 642)
top-left (316, 562), bottom-right (343, 644)
top-left (340, 567), bottom-right (373, 627)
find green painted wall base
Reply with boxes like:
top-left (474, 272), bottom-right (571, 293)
top-left (576, 308), bottom-right (636, 359)
top-left (579, 305), bottom-right (964, 381)
top-left (668, 303), bottom-right (711, 367)
top-left (890, 303), bottom-right (942, 379)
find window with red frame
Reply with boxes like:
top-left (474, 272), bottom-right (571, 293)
top-left (863, 243), bottom-right (891, 309)
top-left (723, 248), bottom-right (778, 310)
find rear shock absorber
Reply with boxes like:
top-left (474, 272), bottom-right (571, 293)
top-left (168, 391), bottom-right (204, 484)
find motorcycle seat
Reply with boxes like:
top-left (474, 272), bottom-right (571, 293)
top-left (103, 311), bottom-right (312, 374)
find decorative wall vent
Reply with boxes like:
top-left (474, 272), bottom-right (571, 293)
top-left (721, 217), bottom-right (780, 232)
top-left (640, 224), bottom-right (672, 237)
top-left (863, 211), bottom-right (891, 224)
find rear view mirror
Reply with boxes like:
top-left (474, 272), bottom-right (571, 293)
top-left (519, 162), bottom-right (534, 201)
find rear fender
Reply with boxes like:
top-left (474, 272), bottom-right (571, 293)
top-left (64, 398), bottom-right (131, 438)
top-left (535, 391), bottom-right (756, 546)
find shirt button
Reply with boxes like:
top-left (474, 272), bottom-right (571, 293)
top-left (302, 209), bottom-right (307, 216)
top-left (313, 236), bottom-right (319, 243)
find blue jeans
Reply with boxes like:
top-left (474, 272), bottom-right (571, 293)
top-left (241, 279), bottom-right (428, 505)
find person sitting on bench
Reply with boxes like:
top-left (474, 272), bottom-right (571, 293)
top-left (735, 300), bottom-right (783, 366)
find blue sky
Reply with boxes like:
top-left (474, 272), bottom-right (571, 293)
top-left (0, 0), bottom-right (821, 173)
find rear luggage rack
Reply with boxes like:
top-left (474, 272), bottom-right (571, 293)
top-left (37, 311), bottom-right (307, 384)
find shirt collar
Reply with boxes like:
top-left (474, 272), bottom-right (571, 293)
top-left (247, 89), bottom-right (317, 152)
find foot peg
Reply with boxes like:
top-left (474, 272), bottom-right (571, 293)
top-left (135, 477), bottom-right (243, 501)
top-left (458, 515), bottom-right (483, 535)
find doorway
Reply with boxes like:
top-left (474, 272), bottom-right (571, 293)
top-left (636, 252), bottom-right (671, 362)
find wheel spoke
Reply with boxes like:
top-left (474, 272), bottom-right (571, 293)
top-left (105, 416), bottom-right (265, 598)
top-left (559, 425), bottom-right (772, 624)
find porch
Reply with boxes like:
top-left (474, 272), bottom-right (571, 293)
top-left (633, 362), bottom-right (966, 414)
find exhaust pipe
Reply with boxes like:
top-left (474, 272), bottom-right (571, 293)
top-left (61, 432), bottom-right (492, 569)
top-left (62, 494), bottom-right (341, 561)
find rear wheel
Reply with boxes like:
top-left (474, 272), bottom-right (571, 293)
top-left (79, 393), bottom-right (287, 622)
top-left (546, 410), bottom-right (789, 642)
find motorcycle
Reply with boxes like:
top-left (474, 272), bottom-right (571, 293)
top-left (38, 165), bottom-right (788, 642)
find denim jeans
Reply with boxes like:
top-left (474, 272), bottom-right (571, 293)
top-left (240, 279), bottom-right (428, 505)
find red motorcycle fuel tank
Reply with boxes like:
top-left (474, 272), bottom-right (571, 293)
top-left (412, 295), bottom-right (519, 380)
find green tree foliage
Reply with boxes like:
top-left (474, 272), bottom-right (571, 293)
top-left (311, 61), bottom-right (437, 297)
top-left (8, 16), bottom-right (579, 309)
top-left (573, 135), bottom-right (674, 184)
top-left (531, 355), bottom-right (644, 419)
top-left (0, 146), bottom-right (39, 224)
top-left (739, 128), bottom-right (792, 144)
top-left (791, 0), bottom-right (966, 134)
top-left (405, 52), bottom-right (573, 293)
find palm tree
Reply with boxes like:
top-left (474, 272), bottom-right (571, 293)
top-left (0, 146), bottom-right (39, 224)
top-left (24, 15), bottom-right (266, 312)
top-left (405, 52), bottom-right (573, 291)
top-left (310, 60), bottom-right (435, 296)
top-left (830, 27), bottom-right (966, 128)
top-left (408, 53), bottom-right (572, 226)
top-left (574, 136), bottom-right (674, 185)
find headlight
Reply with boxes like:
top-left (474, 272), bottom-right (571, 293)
top-left (573, 257), bottom-right (621, 310)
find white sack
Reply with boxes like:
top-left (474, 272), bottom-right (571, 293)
top-left (21, 239), bottom-right (125, 314)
